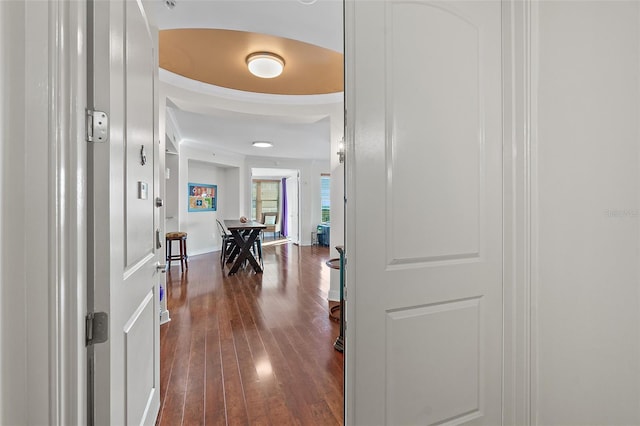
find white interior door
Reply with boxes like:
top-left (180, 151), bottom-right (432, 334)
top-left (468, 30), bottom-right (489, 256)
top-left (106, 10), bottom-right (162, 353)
top-left (346, 1), bottom-right (503, 424)
top-left (286, 174), bottom-right (299, 243)
top-left (88, 0), bottom-right (161, 424)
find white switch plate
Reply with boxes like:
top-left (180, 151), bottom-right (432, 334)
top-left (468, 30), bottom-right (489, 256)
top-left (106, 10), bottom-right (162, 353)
top-left (138, 181), bottom-right (148, 200)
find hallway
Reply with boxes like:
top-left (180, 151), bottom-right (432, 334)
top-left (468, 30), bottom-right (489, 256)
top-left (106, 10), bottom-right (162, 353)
top-left (157, 243), bottom-right (344, 425)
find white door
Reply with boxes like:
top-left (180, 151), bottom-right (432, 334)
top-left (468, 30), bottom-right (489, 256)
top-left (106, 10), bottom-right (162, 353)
top-left (286, 174), bottom-right (300, 243)
top-left (346, 1), bottom-right (503, 424)
top-left (88, 0), bottom-right (161, 424)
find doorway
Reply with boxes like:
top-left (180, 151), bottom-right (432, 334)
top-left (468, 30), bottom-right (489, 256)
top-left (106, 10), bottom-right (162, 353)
top-left (251, 168), bottom-right (300, 244)
top-left (155, 1), bottom-right (346, 423)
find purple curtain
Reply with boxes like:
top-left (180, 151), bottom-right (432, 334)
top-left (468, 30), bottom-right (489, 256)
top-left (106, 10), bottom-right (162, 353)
top-left (281, 178), bottom-right (288, 237)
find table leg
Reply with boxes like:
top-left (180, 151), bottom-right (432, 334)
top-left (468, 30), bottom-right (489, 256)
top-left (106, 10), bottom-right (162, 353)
top-left (226, 241), bottom-right (240, 264)
top-left (228, 229), bottom-right (263, 275)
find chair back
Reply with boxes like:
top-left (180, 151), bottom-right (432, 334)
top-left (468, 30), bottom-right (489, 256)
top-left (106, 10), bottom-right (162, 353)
top-left (216, 219), bottom-right (229, 238)
top-left (260, 212), bottom-right (278, 232)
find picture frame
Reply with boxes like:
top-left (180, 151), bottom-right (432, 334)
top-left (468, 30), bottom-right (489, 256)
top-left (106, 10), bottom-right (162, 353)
top-left (188, 182), bottom-right (217, 212)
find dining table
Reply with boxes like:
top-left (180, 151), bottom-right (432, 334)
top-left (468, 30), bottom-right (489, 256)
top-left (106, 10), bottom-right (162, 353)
top-left (223, 219), bottom-right (266, 275)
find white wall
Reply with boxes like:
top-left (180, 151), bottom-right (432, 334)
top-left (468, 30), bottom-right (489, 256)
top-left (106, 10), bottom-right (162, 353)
top-left (224, 167), bottom-right (241, 218)
top-left (531, 2), bottom-right (640, 423)
top-left (186, 160), bottom-right (224, 255)
top-left (245, 156), bottom-right (330, 246)
top-left (165, 153), bottom-right (179, 232)
top-left (177, 142), bottom-right (244, 256)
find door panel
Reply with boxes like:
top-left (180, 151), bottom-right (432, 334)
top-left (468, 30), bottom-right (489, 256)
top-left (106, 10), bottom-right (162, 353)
top-left (124, 291), bottom-right (156, 426)
top-left (125, 0), bottom-right (155, 266)
top-left (347, 1), bottom-right (502, 424)
top-left (389, 2), bottom-right (481, 262)
top-left (386, 298), bottom-right (482, 425)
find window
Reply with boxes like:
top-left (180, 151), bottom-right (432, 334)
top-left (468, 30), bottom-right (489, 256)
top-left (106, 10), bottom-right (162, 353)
top-left (321, 174), bottom-right (330, 223)
top-left (252, 179), bottom-right (280, 221)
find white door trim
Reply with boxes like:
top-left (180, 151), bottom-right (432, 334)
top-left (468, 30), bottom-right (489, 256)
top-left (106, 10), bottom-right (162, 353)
top-left (502, 0), bottom-right (532, 424)
top-left (48, 0), bottom-right (87, 424)
top-left (343, 0), bottom-right (356, 423)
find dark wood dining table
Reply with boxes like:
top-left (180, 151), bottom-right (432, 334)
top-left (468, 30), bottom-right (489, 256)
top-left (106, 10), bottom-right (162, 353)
top-left (223, 219), bottom-right (266, 275)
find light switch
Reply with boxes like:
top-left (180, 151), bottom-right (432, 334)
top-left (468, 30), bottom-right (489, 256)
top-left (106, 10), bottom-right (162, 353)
top-left (138, 181), bottom-right (148, 200)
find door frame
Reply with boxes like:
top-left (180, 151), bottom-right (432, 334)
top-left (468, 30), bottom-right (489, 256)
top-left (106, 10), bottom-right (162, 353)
top-left (285, 171), bottom-right (301, 244)
top-left (44, 0), bottom-right (88, 424)
top-left (40, 0), bottom-right (535, 424)
top-left (501, 0), bottom-right (532, 424)
top-left (249, 169), bottom-right (301, 242)
top-left (1, 0), bottom-right (85, 424)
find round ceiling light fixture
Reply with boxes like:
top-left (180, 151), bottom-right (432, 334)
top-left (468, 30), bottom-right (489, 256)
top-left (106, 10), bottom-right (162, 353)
top-left (246, 52), bottom-right (285, 79)
top-left (252, 141), bottom-right (273, 148)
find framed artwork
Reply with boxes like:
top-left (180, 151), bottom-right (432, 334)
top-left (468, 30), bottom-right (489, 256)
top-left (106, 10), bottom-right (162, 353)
top-left (188, 183), bottom-right (217, 212)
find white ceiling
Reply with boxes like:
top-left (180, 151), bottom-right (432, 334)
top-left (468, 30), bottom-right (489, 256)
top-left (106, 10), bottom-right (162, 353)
top-left (154, 0), bottom-right (343, 52)
top-left (154, 0), bottom-right (344, 161)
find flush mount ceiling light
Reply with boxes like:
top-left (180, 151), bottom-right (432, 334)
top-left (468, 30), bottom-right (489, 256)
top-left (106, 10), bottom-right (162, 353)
top-left (252, 141), bottom-right (273, 148)
top-left (246, 52), bottom-right (285, 78)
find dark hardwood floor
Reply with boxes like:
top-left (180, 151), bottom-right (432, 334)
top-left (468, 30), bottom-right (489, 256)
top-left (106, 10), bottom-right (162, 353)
top-left (157, 242), bottom-right (344, 426)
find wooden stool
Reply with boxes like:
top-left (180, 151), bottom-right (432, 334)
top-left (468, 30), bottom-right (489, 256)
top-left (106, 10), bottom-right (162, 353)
top-left (166, 232), bottom-right (188, 271)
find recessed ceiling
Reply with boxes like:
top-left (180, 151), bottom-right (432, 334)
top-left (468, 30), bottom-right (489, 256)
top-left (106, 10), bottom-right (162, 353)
top-left (159, 29), bottom-right (343, 95)
top-left (154, 0), bottom-right (343, 161)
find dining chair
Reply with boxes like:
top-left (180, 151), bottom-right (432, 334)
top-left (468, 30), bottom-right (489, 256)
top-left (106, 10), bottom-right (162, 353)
top-left (216, 219), bottom-right (235, 266)
top-left (260, 212), bottom-right (279, 240)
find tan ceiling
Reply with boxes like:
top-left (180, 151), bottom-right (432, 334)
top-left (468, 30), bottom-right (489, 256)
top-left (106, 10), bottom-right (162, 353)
top-left (159, 29), bottom-right (344, 95)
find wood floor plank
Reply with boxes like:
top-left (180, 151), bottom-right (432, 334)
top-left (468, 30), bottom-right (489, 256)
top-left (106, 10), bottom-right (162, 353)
top-left (159, 325), bottom-right (192, 425)
top-left (183, 326), bottom-right (207, 425)
top-left (205, 318), bottom-right (227, 426)
top-left (157, 243), bottom-right (343, 426)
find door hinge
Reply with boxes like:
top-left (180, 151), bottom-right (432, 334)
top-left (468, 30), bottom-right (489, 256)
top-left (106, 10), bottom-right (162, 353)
top-left (86, 109), bottom-right (109, 143)
top-left (86, 312), bottom-right (109, 346)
